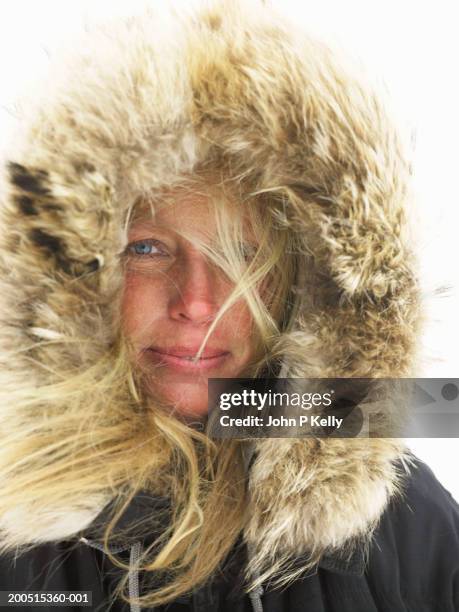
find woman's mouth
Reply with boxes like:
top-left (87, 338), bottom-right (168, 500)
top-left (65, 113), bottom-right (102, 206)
top-left (145, 349), bottom-right (230, 371)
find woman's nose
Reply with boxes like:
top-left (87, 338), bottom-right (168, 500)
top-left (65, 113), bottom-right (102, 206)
top-left (168, 252), bottom-right (222, 324)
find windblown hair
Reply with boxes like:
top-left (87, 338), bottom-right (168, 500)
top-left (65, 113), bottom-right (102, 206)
top-left (105, 168), bottom-right (300, 609)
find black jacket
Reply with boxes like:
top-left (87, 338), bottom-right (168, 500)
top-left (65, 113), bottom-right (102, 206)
top-left (1, 456), bottom-right (458, 611)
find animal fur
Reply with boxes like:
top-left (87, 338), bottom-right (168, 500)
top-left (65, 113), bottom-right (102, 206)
top-left (0, 0), bottom-right (423, 576)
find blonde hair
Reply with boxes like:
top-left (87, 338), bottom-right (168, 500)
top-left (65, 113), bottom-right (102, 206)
top-left (104, 167), bottom-right (300, 609)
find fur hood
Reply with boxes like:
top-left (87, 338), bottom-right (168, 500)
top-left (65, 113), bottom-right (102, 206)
top-left (0, 0), bottom-right (422, 577)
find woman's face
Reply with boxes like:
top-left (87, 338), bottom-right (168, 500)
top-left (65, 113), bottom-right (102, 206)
top-left (121, 188), bottom-right (260, 422)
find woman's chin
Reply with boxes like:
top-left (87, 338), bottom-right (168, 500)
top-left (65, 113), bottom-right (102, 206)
top-left (151, 383), bottom-right (210, 421)
top-left (141, 357), bottom-right (254, 422)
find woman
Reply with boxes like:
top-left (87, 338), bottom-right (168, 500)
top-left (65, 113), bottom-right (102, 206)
top-left (0, 1), bottom-right (458, 611)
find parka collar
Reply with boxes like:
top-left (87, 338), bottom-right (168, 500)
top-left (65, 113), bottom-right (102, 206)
top-left (79, 488), bottom-right (366, 577)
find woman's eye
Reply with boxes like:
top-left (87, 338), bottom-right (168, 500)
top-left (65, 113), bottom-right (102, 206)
top-left (124, 238), bottom-right (172, 272)
top-left (242, 244), bottom-right (257, 260)
top-left (126, 238), bottom-right (168, 258)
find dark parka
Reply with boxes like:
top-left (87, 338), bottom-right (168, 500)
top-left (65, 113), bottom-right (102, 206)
top-left (1, 457), bottom-right (459, 611)
top-left (0, 1), bottom-right (458, 611)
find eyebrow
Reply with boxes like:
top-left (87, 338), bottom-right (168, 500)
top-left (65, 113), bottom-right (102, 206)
top-left (128, 213), bottom-right (259, 245)
top-left (128, 218), bottom-right (175, 234)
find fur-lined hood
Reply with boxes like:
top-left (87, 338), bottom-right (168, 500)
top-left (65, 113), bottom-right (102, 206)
top-left (0, 0), bottom-right (422, 578)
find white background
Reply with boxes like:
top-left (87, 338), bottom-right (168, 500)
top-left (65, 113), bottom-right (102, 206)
top-left (0, 1), bottom-right (458, 496)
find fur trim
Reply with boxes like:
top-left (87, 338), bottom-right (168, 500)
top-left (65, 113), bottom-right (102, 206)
top-left (0, 0), bottom-right (423, 567)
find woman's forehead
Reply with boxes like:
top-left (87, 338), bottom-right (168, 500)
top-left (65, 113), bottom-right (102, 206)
top-left (131, 185), bottom-right (257, 239)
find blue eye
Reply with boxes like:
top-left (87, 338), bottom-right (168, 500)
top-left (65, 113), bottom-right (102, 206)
top-left (126, 239), bottom-right (166, 257)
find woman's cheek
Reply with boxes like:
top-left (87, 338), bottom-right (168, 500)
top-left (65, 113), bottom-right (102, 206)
top-left (121, 274), bottom-right (160, 339)
top-left (228, 303), bottom-right (256, 359)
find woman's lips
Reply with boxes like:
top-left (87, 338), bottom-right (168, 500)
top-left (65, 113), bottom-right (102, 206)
top-left (146, 349), bottom-right (230, 371)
